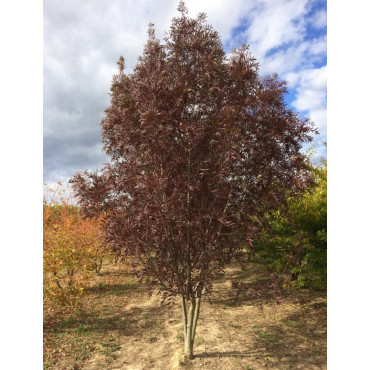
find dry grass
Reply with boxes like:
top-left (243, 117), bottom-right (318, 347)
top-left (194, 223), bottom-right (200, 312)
top-left (43, 261), bottom-right (326, 369)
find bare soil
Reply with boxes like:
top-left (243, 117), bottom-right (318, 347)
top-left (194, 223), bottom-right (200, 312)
top-left (44, 261), bottom-right (326, 369)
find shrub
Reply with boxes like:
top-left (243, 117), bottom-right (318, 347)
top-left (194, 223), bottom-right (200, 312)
top-left (255, 160), bottom-right (327, 289)
top-left (43, 183), bottom-right (107, 307)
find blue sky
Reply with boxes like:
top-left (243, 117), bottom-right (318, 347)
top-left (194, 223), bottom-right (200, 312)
top-left (44, 0), bottom-right (327, 186)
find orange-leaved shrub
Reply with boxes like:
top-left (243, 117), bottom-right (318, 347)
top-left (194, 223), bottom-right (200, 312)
top-left (43, 183), bottom-right (108, 307)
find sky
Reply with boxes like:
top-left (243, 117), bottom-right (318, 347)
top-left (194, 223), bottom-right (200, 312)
top-left (44, 0), bottom-right (327, 185)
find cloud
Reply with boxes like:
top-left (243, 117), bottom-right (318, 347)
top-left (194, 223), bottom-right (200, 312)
top-left (309, 8), bottom-right (327, 30)
top-left (243, 0), bottom-right (310, 58)
top-left (44, 0), bottom-right (175, 183)
top-left (185, 0), bottom-right (257, 43)
top-left (290, 65), bottom-right (327, 131)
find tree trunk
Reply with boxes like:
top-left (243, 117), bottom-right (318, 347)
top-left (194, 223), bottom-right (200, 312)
top-left (184, 295), bottom-right (195, 359)
top-left (182, 292), bottom-right (202, 360)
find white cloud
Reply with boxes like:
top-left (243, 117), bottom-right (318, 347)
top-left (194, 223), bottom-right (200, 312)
top-left (291, 66), bottom-right (327, 131)
top-left (309, 35), bottom-right (327, 55)
top-left (260, 41), bottom-right (311, 76)
top-left (309, 109), bottom-right (327, 131)
top-left (239, 0), bottom-right (310, 58)
top-left (301, 65), bottom-right (327, 90)
top-left (294, 89), bottom-right (325, 111)
top-left (310, 9), bottom-right (327, 30)
top-left (185, 0), bottom-right (257, 42)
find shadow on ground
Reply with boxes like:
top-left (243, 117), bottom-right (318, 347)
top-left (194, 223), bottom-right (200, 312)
top-left (45, 302), bottom-right (168, 337)
top-left (196, 349), bottom-right (259, 359)
top-left (250, 297), bottom-right (327, 368)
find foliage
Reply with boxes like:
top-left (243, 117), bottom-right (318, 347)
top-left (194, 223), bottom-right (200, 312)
top-left (70, 2), bottom-right (316, 358)
top-left (43, 183), bottom-right (107, 307)
top-left (255, 160), bottom-right (327, 289)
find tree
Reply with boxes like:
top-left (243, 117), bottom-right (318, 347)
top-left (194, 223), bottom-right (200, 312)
top-left (70, 2), bottom-right (316, 359)
top-left (255, 159), bottom-right (327, 289)
top-left (43, 183), bottom-right (108, 307)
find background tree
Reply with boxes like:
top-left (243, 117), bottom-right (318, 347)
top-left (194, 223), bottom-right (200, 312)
top-left (255, 158), bottom-right (327, 289)
top-left (71, 2), bottom-right (316, 359)
top-left (43, 183), bottom-right (108, 307)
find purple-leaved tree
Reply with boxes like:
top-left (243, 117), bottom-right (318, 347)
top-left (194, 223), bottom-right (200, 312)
top-left (71, 2), bottom-right (316, 359)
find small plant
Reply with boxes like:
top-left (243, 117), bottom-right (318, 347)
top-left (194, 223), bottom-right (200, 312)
top-left (98, 340), bottom-right (121, 358)
top-left (148, 336), bottom-right (158, 343)
top-left (257, 331), bottom-right (271, 338)
top-left (176, 331), bottom-right (184, 342)
top-left (76, 324), bottom-right (90, 334)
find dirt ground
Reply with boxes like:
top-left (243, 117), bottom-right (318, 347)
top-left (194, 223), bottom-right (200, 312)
top-left (44, 261), bottom-right (327, 369)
